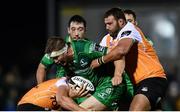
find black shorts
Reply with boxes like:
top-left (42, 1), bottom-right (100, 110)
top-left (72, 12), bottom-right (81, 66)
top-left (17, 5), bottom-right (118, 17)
top-left (17, 103), bottom-right (50, 111)
top-left (134, 77), bottom-right (168, 110)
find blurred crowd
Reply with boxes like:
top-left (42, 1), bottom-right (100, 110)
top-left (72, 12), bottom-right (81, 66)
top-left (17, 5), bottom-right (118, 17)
top-left (0, 64), bottom-right (35, 110)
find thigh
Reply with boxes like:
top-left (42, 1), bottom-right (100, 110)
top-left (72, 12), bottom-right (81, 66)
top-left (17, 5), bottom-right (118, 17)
top-left (79, 77), bottom-right (128, 110)
top-left (93, 78), bottom-right (126, 110)
top-left (79, 96), bottom-right (107, 110)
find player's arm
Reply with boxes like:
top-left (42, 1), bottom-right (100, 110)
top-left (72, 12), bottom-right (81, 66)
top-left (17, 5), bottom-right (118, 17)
top-left (104, 38), bottom-right (133, 62)
top-left (91, 38), bottom-right (134, 68)
top-left (36, 63), bottom-right (47, 84)
top-left (56, 85), bottom-right (87, 111)
top-left (36, 54), bottom-right (54, 84)
top-left (112, 56), bottom-right (125, 86)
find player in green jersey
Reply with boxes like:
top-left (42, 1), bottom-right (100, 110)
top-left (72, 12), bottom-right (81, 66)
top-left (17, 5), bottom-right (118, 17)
top-left (36, 15), bottom-right (89, 84)
top-left (40, 36), bottom-right (133, 110)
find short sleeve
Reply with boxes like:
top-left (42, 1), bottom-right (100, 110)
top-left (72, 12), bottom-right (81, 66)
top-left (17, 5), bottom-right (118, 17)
top-left (40, 54), bottom-right (54, 68)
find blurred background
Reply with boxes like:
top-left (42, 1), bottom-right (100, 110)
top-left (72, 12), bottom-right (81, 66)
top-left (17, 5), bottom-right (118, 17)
top-left (0, 0), bottom-right (180, 110)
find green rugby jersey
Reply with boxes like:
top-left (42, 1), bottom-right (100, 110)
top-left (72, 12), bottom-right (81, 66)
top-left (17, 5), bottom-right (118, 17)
top-left (41, 39), bottom-right (109, 86)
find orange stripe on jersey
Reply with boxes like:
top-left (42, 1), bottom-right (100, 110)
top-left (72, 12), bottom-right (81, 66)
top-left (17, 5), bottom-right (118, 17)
top-left (105, 35), bottom-right (119, 50)
top-left (125, 26), bottom-right (166, 84)
top-left (18, 79), bottom-right (61, 110)
top-left (106, 35), bottom-right (111, 47)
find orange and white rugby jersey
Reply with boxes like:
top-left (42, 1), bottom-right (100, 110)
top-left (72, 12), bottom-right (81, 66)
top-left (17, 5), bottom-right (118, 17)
top-left (101, 22), bottom-right (166, 84)
top-left (100, 34), bottom-right (120, 49)
top-left (18, 77), bottom-right (67, 110)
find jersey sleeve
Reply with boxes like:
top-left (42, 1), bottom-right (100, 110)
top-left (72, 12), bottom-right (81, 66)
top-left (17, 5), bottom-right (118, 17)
top-left (40, 54), bottom-right (54, 69)
top-left (88, 42), bottom-right (108, 59)
top-left (117, 22), bottom-right (142, 43)
top-left (40, 54), bottom-right (67, 78)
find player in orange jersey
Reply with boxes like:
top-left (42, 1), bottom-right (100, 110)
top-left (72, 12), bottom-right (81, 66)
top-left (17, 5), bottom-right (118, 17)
top-left (91, 8), bottom-right (168, 111)
top-left (17, 77), bottom-right (92, 111)
top-left (99, 9), bottom-right (154, 86)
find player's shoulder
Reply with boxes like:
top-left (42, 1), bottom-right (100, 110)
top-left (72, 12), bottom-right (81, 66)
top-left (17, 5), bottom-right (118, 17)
top-left (41, 78), bottom-right (60, 85)
top-left (55, 77), bottom-right (68, 87)
top-left (120, 22), bottom-right (135, 35)
top-left (41, 53), bottom-right (54, 65)
top-left (117, 22), bottom-right (141, 39)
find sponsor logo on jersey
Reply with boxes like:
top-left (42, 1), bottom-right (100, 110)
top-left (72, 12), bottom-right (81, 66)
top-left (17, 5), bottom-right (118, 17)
top-left (121, 31), bottom-right (132, 37)
top-left (80, 58), bottom-right (88, 67)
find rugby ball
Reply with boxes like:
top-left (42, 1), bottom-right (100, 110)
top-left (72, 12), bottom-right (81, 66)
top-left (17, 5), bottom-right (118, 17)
top-left (71, 76), bottom-right (95, 92)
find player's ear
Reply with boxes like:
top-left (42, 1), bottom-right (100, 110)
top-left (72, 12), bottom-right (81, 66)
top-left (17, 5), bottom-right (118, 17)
top-left (67, 27), bottom-right (70, 34)
top-left (118, 19), bottom-right (126, 26)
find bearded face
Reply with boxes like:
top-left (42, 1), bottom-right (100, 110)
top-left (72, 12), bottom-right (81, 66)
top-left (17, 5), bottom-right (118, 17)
top-left (104, 15), bottom-right (120, 38)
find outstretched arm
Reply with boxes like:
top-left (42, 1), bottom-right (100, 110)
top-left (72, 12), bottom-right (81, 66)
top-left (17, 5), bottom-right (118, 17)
top-left (91, 38), bottom-right (134, 69)
top-left (103, 38), bottom-right (133, 62)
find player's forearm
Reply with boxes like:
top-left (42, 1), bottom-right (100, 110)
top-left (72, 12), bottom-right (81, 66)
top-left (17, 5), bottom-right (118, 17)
top-left (114, 57), bottom-right (125, 76)
top-left (104, 47), bottom-right (125, 63)
top-left (36, 63), bottom-right (46, 84)
top-left (58, 96), bottom-right (87, 111)
top-left (56, 86), bottom-right (87, 111)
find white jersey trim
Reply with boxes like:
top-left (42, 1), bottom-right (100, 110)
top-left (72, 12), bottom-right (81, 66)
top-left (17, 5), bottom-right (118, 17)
top-left (117, 22), bottom-right (142, 43)
top-left (100, 34), bottom-right (111, 46)
top-left (55, 77), bottom-right (68, 87)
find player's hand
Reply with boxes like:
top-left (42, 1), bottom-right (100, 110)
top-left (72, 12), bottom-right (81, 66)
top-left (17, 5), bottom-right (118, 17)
top-left (90, 59), bottom-right (100, 69)
top-left (69, 83), bottom-right (89, 98)
top-left (111, 75), bottom-right (123, 86)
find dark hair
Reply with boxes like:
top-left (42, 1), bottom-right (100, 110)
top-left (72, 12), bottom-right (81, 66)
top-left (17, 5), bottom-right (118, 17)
top-left (104, 8), bottom-right (126, 21)
top-left (68, 15), bottom-right (86, 28)
top-left (124, 9), bottom-right (136, 20)
top-left (45, 36), bottom-right (65, 53)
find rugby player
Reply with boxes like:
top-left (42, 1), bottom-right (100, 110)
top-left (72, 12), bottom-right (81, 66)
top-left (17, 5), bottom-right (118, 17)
top-left (17, 76), bottom-right (92, 111)
top-left (38, 36), bottom-right (133, 110)
top-left (91, 7), bottom-right (168, 111)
